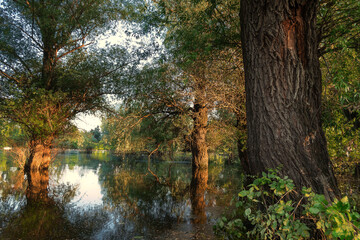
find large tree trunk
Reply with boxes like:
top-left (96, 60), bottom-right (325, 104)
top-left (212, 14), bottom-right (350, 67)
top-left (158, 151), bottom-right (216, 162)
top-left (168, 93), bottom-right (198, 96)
top-left (188, 70), bottom-right (209, 225)
top-left (189, 82), bottom-right (209, 223)
top-left (42, 46), bottom-right (57, 90)
top-left (39, 1), bottom-right (58, 90)
top-left (240, 0), bottom-right (340, 200)
top-left (25, 138), bottom-right (53, 172)
top-left (191, 101), bottom-right (208, 171)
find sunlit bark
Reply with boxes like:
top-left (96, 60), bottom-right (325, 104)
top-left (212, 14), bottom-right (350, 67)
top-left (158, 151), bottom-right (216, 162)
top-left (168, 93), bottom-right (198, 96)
top-left (190, 167), bottom-right (208, 224)
top-left (189, 73), bottom-right (208, 224)
top-left (25, 168), bottom-right (51, 205)
top-left (26, 138), bottom-right (53, 171)
top-left (191, 101), bottom-right (208, 171)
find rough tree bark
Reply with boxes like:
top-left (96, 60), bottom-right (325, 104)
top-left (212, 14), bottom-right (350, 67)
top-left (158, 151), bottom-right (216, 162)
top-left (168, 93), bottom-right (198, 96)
top-left (191, 86), bottom-right (208, 171)
top-left (42, 45), bottom-right (57, 90)
top-left (25, 138), bottom-right (53, 172)
top-left (39, 1), bottom-right (58, 90)
top-left (189, 78), bottom-right (209, 222)
top-left (240, 0), bottom-right (340, 200)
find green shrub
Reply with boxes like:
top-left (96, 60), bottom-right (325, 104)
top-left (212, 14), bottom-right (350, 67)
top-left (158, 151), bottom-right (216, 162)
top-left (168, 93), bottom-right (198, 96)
top-left (214, 169), bottom-right (360, 240)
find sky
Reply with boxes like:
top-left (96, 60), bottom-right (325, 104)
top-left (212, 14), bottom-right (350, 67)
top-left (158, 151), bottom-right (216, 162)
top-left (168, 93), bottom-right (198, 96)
top-left (72, 23), bottom-right (128, 132)
top-left (72, 113), bottom-right (102, 132)
top-left (72, 21), bottom-right (163, 132)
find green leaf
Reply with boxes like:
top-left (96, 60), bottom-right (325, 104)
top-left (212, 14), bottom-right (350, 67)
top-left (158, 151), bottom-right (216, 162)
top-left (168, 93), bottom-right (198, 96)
top-left (239, 190), bottom-right (248, 197)
top-left (245, 208), bottom-right (251, 217)
top-left (309, 207), bottom-right (320, 215)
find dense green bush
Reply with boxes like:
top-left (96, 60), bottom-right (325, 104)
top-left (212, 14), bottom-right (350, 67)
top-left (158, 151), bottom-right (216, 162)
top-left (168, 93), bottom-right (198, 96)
top-left (214, 169), bottom-right (360, 240)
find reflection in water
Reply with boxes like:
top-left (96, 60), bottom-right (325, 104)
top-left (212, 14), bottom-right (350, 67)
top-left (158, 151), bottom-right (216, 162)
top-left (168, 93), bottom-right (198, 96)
top-left (25, 169), bottom-right (51, 205)
top-left (2, 169), bottom-right (77, 239)
top-left (190, 167), bottom-right (208, 224)
top-left (0, 152), bottom-right (242, 239)
top-left (58, 165), bottom-right (103, 205)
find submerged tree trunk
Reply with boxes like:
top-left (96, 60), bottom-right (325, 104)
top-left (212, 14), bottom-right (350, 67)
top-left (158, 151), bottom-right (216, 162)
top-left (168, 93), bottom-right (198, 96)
top-left (25, 138), bottom-right (53, 172)
top-left (240, 0), bottom-right (340, 200)
top-left (26, 168), bottom-right (51, 205)
top-left (190, 167), bottom-right (208, 224)
top-left (189, 81), bottom-right (209, 223)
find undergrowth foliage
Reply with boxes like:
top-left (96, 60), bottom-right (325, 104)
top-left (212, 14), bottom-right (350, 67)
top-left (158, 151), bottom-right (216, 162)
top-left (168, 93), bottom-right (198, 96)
top-left (214, 169), bottom-right (360, 240)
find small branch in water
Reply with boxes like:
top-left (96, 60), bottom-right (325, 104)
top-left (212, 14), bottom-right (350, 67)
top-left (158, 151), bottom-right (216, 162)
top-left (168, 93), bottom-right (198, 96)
top-left (147, 144), bottom-right (172, 187)
top-left (147, 144), bottom-right (161, 184)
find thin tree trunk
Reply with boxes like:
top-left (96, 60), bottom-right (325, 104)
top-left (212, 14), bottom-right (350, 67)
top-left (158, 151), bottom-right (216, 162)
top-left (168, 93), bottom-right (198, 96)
top-left (240, 0), bottom-right (340, 200)
top-left (236, 118), bottom-right (249, 172)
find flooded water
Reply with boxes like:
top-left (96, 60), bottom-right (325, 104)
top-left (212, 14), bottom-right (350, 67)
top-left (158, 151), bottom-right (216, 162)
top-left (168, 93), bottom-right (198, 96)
top-left (0, 151), bottom-right (243, 240)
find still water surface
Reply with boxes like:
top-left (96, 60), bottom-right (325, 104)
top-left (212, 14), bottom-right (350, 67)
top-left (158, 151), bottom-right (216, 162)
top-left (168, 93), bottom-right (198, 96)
top-left (0, 151), bottom-right (243, 239)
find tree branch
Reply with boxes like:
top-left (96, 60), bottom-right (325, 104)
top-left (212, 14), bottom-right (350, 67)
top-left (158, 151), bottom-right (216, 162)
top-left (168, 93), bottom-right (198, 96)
top-left (57, 43), bottom-right (92, 60)
top-left (0, 69), bottom-right (20, 84)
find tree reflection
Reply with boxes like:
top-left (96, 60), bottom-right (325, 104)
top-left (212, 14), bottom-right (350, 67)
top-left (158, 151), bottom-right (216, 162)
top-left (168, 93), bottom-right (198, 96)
top-left (0, 152), bottom-right (244, 239)
top-left (1, 169), bottom-right (81, 240)
top-left (190, 167), bottom-right (208, 224)
top-left (99, 161), bottom-right (192, 235)
top-left (25, 169), bottom-right (51, 205)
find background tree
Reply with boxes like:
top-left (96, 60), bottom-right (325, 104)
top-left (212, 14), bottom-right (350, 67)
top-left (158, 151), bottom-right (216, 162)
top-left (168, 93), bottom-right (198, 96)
top-left (0, 0), bottom-right (133, 171)
top-left (103, 64), bottom-right (193, 157)
top-left (146, 0), bottom-right (243, 172)
top-left (0, 118), bottom-right (27, 148)
top-left (90, 126), bottom-right (102, 143)
top-left (318, 0), bottom-right (360, 178)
